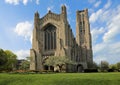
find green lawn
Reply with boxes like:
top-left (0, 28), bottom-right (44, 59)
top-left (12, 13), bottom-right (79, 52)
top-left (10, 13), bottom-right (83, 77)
top-left (0, 72), bottom-right (120, 85)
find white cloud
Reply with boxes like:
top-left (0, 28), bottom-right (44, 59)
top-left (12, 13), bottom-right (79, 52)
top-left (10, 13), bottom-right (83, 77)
top-left (5, 0), bottom-right (39, 5)
top-left (23, 0), bottom-right (28, 5)
top-left (93, 42), bottom-right (120, 64)
top-left (94, 0), bottom-right (101, 8)
top-left (90, 9), bottom-right (103, 23)
top-left (103, 5), bottom-right (120, 43)
top-left (14, 21), bottom-right (33, 41)
top-left (14, 50), bottom-right (29, 59)
top-left (5, 0), bottom-right (19, 5)
top-left (30, 33), bottom-right (33, 44)
top-left (90, 0), bottom-right (120, 64)
top-left (88, 0), bottom-right (96, 4)
top-left (36, 0), bottom-right (39, 5)
top-left (90, 0), bottom-right (112, 23)
top-left (94, 56), bottom-right (107, 64)
top-left (89, 8), bottom-right (95, 14)
top-left (104, 0), bottom-right (111, 9)
top-left (93, 43), bottom-right (106, 55)
top-left (91, 27), bottom-right (105, 43)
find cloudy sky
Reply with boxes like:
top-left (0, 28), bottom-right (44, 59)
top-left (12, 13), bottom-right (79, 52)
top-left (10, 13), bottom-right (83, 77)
top-left (0, 0), bottom-right (120, 64)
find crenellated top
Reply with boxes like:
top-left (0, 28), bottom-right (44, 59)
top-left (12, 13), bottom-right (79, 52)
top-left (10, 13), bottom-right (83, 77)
top-left (40, 11), bottom-right (61, 24)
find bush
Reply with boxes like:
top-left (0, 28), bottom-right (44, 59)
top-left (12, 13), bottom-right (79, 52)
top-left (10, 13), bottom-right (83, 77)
top-left (108, 69), bottom-right (114, 72)
top-left (8, 70), bottom-right (39, 74)
top-left (84, 69), bottom-right (98, 73)
top-left (118, 69), bottom-right (120, 72)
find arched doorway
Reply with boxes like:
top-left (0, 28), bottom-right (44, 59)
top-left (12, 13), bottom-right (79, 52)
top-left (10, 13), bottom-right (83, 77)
top-left (77, 64), bottom-right (83, 72)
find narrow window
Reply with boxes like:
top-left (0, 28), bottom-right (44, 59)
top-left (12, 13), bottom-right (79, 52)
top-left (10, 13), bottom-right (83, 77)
top-left (44, 24), bottom-right (56, 51)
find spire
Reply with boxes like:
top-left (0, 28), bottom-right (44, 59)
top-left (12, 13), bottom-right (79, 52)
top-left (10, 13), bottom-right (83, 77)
top-left (34, 11), bottom-right (39, 18)
top-left (61, 5), bottom-right (67, 23)
top-left (48, 10), bottom-right (52, 13)
top-left (61, 4), bottom-right (67, 14)
top-left (34, 11), bottom-right (40, 28)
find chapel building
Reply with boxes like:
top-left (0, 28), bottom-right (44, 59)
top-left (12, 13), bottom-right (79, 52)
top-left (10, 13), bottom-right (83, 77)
top-left (30, 5), bottom-right (93, 72)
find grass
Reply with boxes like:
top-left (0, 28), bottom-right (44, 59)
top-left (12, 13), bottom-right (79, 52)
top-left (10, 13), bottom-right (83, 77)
top-left (0, 72), bottom-right (120, 85)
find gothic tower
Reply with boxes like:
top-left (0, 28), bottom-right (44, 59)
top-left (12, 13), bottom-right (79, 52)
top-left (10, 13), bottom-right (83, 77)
top-left (76, 9), bottom-right (93, 68)
top-left (30, 12), bottom-right (43, 71)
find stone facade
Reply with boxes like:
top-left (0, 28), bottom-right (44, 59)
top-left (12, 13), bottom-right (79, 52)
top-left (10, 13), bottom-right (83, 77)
top-left (30, 5), bottom-right (93, 72)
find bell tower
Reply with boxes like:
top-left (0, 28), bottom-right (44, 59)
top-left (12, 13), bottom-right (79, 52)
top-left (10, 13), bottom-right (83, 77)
top-left (76, 9), bottom-right (93, 68)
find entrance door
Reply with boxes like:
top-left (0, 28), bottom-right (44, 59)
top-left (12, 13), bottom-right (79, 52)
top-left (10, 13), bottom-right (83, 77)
top-left (77, 65), bottom-right (83, 72)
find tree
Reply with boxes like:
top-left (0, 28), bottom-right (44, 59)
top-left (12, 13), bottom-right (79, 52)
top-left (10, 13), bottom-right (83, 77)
top-left (44, 56), bottom-right (73, 72)
top-left (5, 50), bottom-right (17, 71)
top-left (117, 62), bottom-right (120, 69)
top-left (100, 61), bottom-right (109, 72)
top-left (44, 56), bottom-right (57, 70)
top-left (109, 64), bottom-right (117, 71)
top-left (87, 62), bottom-right (93, 68)
top-left (0, 49), bottom-right (8, 70)
top-left (92, 62), bottom-right (99, 69)
top-left (55, 56), bottom-right (73, 72)
top-left (20, 60), bottom-right (30, 70)
top-left (110, 64), bottom-right (117, 69)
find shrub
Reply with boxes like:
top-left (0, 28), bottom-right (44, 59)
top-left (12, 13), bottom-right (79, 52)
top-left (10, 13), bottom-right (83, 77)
top-left (108, 69), bottom-right (114, 72)
top-left (84, 69), bottom-right (98, 73)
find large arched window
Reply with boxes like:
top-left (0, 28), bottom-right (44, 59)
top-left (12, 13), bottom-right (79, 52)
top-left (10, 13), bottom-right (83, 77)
top-left (44, 24), bottom-right (56, 51)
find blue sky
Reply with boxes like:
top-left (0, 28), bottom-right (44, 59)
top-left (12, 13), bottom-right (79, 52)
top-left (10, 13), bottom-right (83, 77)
top-left (0, 0), bottom-right (120, 64)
